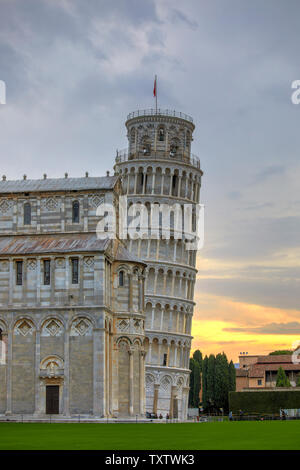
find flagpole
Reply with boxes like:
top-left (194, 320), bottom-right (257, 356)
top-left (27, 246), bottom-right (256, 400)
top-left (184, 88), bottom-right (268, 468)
top-left (155, 75), bottom-right (157, 114)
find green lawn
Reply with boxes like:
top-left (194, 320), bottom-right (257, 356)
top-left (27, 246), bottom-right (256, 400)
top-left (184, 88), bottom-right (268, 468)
top-left (0, 421), bottom-right (299, 450)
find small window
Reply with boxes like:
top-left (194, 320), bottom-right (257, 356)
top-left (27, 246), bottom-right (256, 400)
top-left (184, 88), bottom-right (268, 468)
top-left (119, 270), bottom-right (124, 287)
top-left (24, 202), bottom-right (31, 225)
top-left (170, 144), bottom-right (177, 157)
top-left (72, 201), bottom-right (80, 223)
top-left (71, 258), bottom-right (79, 284)
top-left (257, 379), bottom-right (262, 386)
top-left (43, 260), bottom-right (50, 285)
top-left (163, 353), bottom-right (167, 366)
top-left (158, 128), bottom-right (165, 142)
top-left (16, 261), bottom-right (23, 285)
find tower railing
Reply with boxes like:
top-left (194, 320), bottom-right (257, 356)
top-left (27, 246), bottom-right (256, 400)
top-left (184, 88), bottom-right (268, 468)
top-left (126, 109), bottom-right (194, 123)
top-left (115, 149), bottom-right (201, 170)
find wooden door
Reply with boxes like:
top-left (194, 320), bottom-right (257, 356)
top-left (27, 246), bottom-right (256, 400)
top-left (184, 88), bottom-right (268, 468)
top-left (46, 385), bottom-right (59, 414)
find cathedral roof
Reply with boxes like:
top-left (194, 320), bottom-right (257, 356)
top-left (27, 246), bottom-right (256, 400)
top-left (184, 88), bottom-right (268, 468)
top-left (0, 176), bottom-right (118, 194)
top-left (0, 234), bottom-right (146, 267)
top-left (0, 233), bottom-right (111, 255)
top-left (114, 242), bottom-right (147, 265)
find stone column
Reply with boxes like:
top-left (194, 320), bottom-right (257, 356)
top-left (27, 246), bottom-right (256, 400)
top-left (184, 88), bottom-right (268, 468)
top-left (160, 173), bottom-right (164, 195)
top-left (93, 327), bottom-right (106, 416)
top-left (79, 255), bottom-right (84, 304)
top-left (174, 344), bottom-right (178, 367)
top-left (63, 322), bottom-right (70, 416)
top-left (166, 343), bottom-right (170, 366)
top-left (153, 384), bottom-right (160, 414)
top-left (151, 306), bottom-right (155, 329)
top-left (9, 260), bottom-right (13, 306)
top-left (5, 328), bottom-right (12, 415)
top-left (60, 195), bottom-right (65, 232)
top-left (157, 341), bottom-right (161, 366)
top-left (50, 256), bottom-right (55, 305)
top-left (128, 273), bottom-right (133, 311)
top-left (151, 172), bottom-right (156, 195)
top-left (36, 258), bottom-right (41, 306)
top-left (134, 172), bottom-right (138, 194)
top-left (169, 385), bottom-right (177, 418)
top-left (34, 328), bottom-right (41, 415)
top-left (83, 194), bottom-right (88, 232)
top-left (160, 308), bottom-right (164, 331)
top-left (148, 340), bottom-right (152, 364)
top-left (129, 349), bottom-right (134, 416)
top-left (139, 350), bottom-right (146, 415)
top-left (182, 386), bottom-right (189, 420)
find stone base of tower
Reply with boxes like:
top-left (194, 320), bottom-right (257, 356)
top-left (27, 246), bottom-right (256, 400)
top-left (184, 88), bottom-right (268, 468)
top-left (145, 365), bottom-right (190, 420)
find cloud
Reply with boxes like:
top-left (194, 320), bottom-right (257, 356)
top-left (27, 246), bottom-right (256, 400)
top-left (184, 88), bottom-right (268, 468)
top-left (223, 322), bottom-right (300, 335)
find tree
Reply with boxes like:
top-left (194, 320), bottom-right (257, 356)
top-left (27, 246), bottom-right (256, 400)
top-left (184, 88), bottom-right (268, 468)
top-left (188, 358), bottom-right (195, 407)
top-left (206, 354), bottom-right (216, 408)
top-left (193, 350), bottom-right (202, 364)
top-left (193, 360), bottom-right (201, 407)
top-left (228, 360), bottom-right (236, 392)
top-left (296, 376), bottom-right (300, 387)
top-left (214, 353), bottom-right (229, 411)
top-left (202, 356), bottom-right (208, 409)
top-left (276, 366), bottom-right (291, 387)
top-left (269, 350), bottom-right (293, 356)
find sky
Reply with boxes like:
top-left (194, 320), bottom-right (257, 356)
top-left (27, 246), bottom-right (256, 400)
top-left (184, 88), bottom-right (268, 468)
top-left (0, 0), bottom-right (299, 362)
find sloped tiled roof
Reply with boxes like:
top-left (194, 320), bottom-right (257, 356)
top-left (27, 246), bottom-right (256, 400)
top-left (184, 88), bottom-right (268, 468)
top-left (256, 355), bottom-right (293, 364)
top-left (0, 233), bottom-right (110, 255)
top-left (0, 176), bottom-right (118, 194)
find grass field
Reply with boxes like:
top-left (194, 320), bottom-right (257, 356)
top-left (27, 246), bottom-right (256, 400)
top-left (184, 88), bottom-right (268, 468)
top-left (0, 421), bottom-right (299, 450)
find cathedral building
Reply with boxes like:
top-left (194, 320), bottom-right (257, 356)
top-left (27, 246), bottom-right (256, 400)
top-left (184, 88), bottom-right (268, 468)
top-left (0, 108), bottom-right (202, 420)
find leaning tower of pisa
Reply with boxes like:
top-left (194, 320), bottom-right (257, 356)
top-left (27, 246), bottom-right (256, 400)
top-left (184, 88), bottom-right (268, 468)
top-left (114, 108), bottom-right (203, 420)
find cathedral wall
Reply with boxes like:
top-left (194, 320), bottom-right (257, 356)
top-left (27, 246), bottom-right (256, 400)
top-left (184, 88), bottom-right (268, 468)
top-left (0, 190), bottom-right (116, 235)
top-left (12, 332), bottom-right (35, 414)
top-left (69, 335), bottom-right (93, 415)
top-left (0, 364), bottom-right (6, 413)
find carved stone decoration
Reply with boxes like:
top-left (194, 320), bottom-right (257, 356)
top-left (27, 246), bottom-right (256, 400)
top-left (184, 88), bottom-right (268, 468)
top-left (27, 259), bottom-right (37, 271)
top-left (41, 197), bottom-right (59, 212)
top-left (89, 195), bottom-right (104, 209)
top-left (84, 256), bottom-right (94, 270)
top-left (117, 319), bottom-right (130, 333)
top-left (0, 199), bottom-right (13, 214)
top-left (160, 375), bottom-right (172, 393)
top-left (41, 319), bottom-right (63, 337)
top-left (145, 374), bottom-right (155, 391)
top-left (14, 319), bottom-right (34, 336)
top-left (70, 317), bottom-right (93, 336)
top-left (55, 258), bottom-right (65, 268)
top-left (132, 319), bottom-right (142, 333)
top-left (40, 355), bottom-right (64, 378)
top-left (0, 260), bottom-right (9, 272)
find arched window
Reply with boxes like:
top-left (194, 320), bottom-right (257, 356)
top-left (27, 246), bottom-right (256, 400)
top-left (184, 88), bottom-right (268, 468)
top-left (158, 127), bottom-right (165, 142)
top-left (24, 202), bottom-right (31, 225)
top-left (119, 270), bottom-right (124, 287)
top-left (72, 200), bottom-right (80, 223)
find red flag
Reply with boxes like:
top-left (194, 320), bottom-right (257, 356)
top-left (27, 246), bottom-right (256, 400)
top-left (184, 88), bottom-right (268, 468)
top-left (153, 76), bottom-right (157, 97)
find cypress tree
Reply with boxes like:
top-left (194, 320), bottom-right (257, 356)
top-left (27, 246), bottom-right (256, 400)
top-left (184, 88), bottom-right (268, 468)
top-left (214, 353), bottom-right (229, 411)
top-left (188, 358), bottom-right (195, 406)
top-left (193, 360), bottom-right (201, 407)
top-left (229, 360), bottom-right (236, 392)
top-left (276, 366), bottom-right (291, 387)
top-left (202, 356), bottom-right (208, 409)
top-left (207, 354), bottom-right (216, 408)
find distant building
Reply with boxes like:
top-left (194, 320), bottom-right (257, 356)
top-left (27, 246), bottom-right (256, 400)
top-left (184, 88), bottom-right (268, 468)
top-left (236, 354), bottom-right (300, 390)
